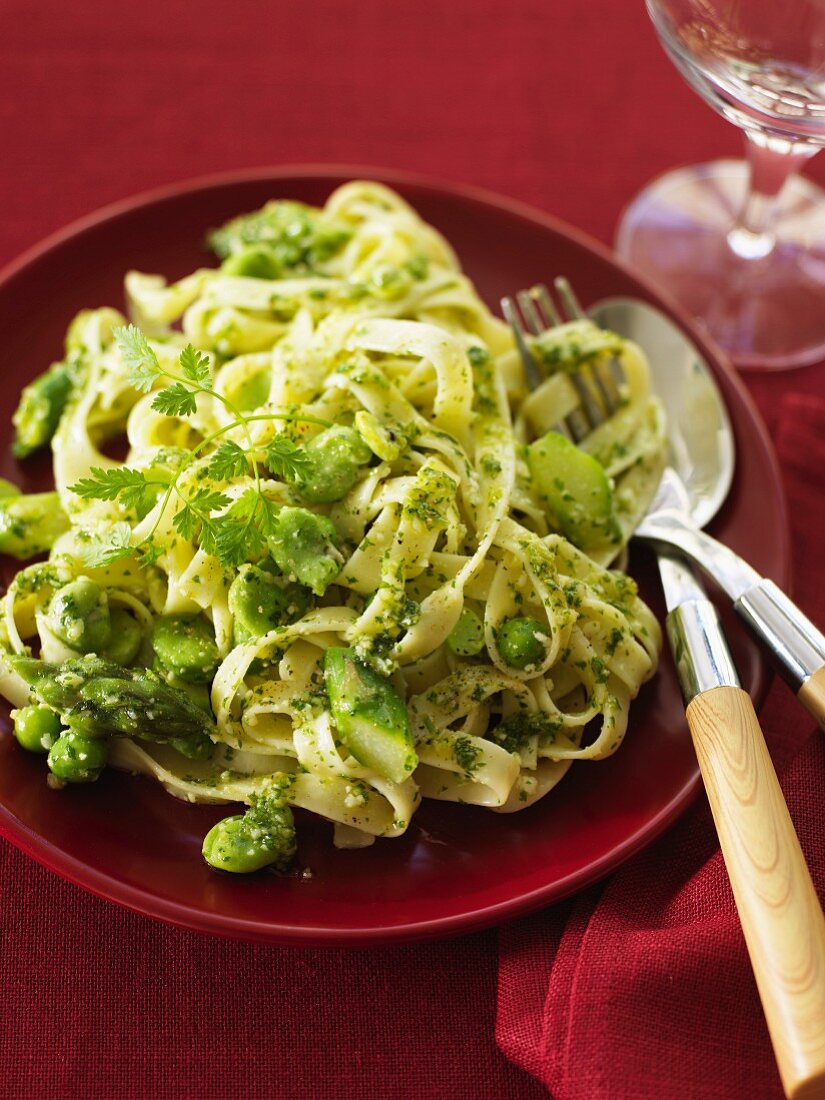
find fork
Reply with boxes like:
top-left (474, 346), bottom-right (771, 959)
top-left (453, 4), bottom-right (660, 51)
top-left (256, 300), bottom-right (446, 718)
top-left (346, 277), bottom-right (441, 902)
top-left (501, 280), bottom-right (623, 441)
top-left (502, 279), bottom-right (825, 1100)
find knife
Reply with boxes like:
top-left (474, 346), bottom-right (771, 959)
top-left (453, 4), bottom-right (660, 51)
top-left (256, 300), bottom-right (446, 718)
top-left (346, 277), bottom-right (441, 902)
top-left (660, 551), bottom-right (825, 1100)
top-left (640, 469), bottom-right (825, 732)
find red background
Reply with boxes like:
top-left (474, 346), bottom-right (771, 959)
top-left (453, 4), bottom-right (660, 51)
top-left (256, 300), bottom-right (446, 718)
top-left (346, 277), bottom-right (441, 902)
top-left (1, 2), bottom-right (823, 1097)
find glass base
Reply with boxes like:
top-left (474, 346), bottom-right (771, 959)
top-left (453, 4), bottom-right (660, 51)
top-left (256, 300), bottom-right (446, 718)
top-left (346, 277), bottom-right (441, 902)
top-left (615, 160), bottom-right (825, 371)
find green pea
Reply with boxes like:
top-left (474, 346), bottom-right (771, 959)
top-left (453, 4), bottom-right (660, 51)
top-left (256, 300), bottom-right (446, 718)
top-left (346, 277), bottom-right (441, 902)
top-left (228, 564), bottom-right (311, 644)
top-left (101, 608), bottom-right (142, 666)
top-left (46, 577), bottom-right (112, 654)
top-left (369, 264), bottom-right (411, 301)
top-left (151, 615), bottom-right (219, 684)
top-left (446, 607), bottom-right (485, 657)
top-left (497, 617), bottom-right (547, 670)
top-left (12, 705), bottom-right (62, 753)
top-left (47, 730), bottom-right (108, 783)
top-left (221, 245), bottom-right (281, 279)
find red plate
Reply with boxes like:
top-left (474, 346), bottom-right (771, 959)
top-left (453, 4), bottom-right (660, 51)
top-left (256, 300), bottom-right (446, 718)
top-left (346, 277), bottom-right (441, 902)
top-left (0, 167), bottom-right (789, 945)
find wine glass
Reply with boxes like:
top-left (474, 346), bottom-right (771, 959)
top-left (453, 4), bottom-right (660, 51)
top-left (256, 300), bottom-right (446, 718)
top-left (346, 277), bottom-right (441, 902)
top-left (616, 0), bottom-right (825, 370)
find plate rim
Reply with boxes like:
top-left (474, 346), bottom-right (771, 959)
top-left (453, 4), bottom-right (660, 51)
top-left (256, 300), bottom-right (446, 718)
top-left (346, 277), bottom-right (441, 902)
top-left (0, 164), bottom-right (790, 945)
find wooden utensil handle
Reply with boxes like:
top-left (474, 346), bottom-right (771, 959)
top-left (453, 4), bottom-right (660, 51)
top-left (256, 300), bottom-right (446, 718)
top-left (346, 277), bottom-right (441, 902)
top-left (687, 685), bottom-right (825, 1100)
top-left (798, 667), bottom-right (825, 733)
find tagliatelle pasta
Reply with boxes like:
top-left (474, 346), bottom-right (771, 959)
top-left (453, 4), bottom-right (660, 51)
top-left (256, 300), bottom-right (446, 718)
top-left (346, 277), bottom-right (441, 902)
top-left (0, 182), bottom-right (666, 868)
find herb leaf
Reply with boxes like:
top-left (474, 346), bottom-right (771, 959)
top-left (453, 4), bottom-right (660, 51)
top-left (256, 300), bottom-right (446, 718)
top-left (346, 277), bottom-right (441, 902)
top-left (83, 322), bottom-right (324, 571)
top-left (115, 325), bottom-right (162, 393)
top-left (264, 437), bottom-right (314, 481)
top-left (214, 516), bottom-right (258, 566)
top-left (82, 521), bottom-right (134, 567)
top-left (172, 488), bottom-right (231, 544)
top-left (256, 495), bottom-right (279, 538)
top-left (207, 440), bottom-right (249, 480)
top-left (179, 345), bottom-right (211, 386)
top-left (152, 383), bottom-right (198, 418)
top-left (71, 466), bottom-right (153, 512)
top-left (190, 487), bottom-right (232, 514)
top-left (214, 488), bottom-right (267, 565)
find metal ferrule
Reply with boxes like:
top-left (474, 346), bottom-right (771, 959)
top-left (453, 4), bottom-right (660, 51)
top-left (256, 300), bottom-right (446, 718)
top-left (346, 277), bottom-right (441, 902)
top-left (735, 580), bottom-right (825, 690)
top-left (666, 599), bottom-right (741, 705)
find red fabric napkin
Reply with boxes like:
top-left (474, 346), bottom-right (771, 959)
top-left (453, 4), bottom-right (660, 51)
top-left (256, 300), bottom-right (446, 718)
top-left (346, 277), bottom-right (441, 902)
top-left (496, 390), bottom-right (825, 1099)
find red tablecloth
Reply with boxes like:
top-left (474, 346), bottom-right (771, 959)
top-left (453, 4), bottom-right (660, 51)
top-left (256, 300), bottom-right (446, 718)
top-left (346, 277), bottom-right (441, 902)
top-left (1, 2), bottom-right (823, 1097)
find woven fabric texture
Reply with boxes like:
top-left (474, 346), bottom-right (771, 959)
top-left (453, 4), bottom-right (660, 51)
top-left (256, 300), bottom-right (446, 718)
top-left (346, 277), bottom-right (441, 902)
top-left (1, 2), bottom-right (824, 1097)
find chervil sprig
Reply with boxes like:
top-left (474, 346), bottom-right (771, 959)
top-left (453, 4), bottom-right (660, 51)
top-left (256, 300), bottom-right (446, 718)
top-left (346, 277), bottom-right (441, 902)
top-left (72, 467), bottom-right (157, 513)
top-left (263, 437), bottom-right (314, 481)
top-left (151, 384), bottom-right (197, 418)
top-left (116, 324), bottom-right (220, 412)
top-left (206, 440), bottom-right (249, 480)
top-left (81, 521), bottom-right (134, 568)
top-left (71, 326), bottom-right (336, 570)
top-left (179, 345), bottom-right (211, 386)
top-left (116, 326), bottom-right (162, 392)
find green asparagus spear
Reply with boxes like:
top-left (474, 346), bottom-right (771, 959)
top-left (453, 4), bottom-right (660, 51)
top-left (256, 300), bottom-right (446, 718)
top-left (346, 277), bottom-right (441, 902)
top-left (323, 646), bottom-right (417, 784)
top-left (526, 431), bottom-right (621, 552)
top-left (12, 360), bottom-right (77, 458)
top-left (10, 654), bottom-right (216, 750)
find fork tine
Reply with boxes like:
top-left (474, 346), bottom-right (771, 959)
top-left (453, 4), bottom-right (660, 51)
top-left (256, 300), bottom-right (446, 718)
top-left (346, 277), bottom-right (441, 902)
top-left (500, 295), bottom-right (520, 331)
top-left (532, 284), bottom-right (560, 328)
top-left (591, 360), bottom-right (621, 415)
top-left (608, 357), bottom-right (626, 401)
top-left (503, 280), bottom-right (625, 441)
top-left (564, 407), bottom-right (591, 442)
top-left (552, 277), bottom-right (626, 417)
top-left (501, 296), bottom-right (542, 389)
top-left (554, 277), bottom-right (585, 320)
top-left (539, 280), bottom-right (608, 431)
top-left (568, 373), bottom-right (604, 432)
top-left (516, 290), bottom-right (544, 336)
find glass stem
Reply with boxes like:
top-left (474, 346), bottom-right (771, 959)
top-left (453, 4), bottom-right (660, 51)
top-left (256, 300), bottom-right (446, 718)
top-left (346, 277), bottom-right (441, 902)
top-left (727, 131), bottom-right (818, 260)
